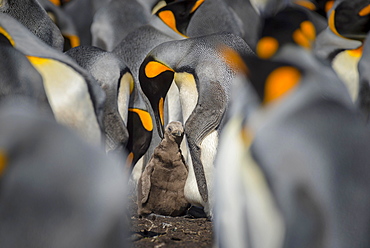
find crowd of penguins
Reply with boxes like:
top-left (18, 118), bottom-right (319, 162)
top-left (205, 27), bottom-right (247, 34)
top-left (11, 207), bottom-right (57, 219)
top-left (1, 0), bottom-right (370, 247)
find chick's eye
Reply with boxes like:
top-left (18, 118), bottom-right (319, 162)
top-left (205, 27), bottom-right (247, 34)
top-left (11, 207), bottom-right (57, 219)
top-left (168, 127), bottom-right (172, 132)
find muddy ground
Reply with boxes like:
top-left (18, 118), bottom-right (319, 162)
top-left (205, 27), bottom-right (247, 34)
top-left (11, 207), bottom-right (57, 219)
top-left (127, 188), bottom-right (213, 248)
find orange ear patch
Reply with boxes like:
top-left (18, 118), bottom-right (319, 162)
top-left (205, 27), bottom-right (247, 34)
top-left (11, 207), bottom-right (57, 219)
top-left (264, 66), bottom-right (301, 104)
top-left (128, 108), bottom-right (153, 131)
top-left (0, 27), bottom-right (15, 46)
top-left (293, 29), bottom-right (311, 48)
top-left (325, 0), bottom-right (334, 13)
top-left (359, 4), bottom-right (370, 16)
top-left (158, 10), bottom-right (188, 37)
top-left (256, 37), bottom-right (279, 59)
top-left (219, 46), bottom-right (248, 73)
top-left (49, 0), bottom-right (61, 6)
top-left (294, 0), bottom-right (316, 10)
top-left (300, 21), bottom-right (316, 41)
top-left (145, 61), bottom-right (173, 78)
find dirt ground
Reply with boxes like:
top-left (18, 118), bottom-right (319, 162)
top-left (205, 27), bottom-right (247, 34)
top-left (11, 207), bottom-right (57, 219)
top-left (127, 187), bottom-right (213, 248)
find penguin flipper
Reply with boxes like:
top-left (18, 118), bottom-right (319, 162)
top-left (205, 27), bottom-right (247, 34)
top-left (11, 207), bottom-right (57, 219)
top-left (140, 161), bottom-right (155, 204)
top-left (185, 81), bottom-right (227, 203)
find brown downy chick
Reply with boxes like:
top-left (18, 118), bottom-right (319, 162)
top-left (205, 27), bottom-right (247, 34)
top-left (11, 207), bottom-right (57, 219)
top-left (137, 121), bottom-right (190, 217)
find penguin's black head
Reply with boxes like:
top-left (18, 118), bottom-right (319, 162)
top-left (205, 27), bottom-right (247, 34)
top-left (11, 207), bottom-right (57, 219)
top-left (256, 6), bottom-right (316, 59)
top-left (328, 0), bottom-right (370, 41)
top-left (139, 56), bottom-right (175, 138)
top-left (154, 0), bottom-right (205, 37)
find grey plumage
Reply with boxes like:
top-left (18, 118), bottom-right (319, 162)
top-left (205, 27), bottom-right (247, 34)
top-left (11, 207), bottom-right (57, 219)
top-left (66, 46), bottom-right (130, 154)
top-left (0, 100), bottom-right (130, 248)
top-left (0, 0), bottom-right (64, 50)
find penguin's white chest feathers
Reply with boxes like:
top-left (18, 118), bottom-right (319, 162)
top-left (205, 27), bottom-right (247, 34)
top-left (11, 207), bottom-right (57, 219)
top-left (332, 51), bottom-right (361, 102)
top-left (28, 57), bottom-right (101, 145)
top-left (175, 72), bottom-right (217, 214)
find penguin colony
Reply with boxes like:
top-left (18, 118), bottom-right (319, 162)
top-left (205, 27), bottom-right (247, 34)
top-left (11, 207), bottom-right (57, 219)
top-left (1, 0), bottom-right (370, 247)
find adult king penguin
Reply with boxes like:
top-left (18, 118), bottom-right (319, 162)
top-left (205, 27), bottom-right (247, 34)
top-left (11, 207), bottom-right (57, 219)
top-left (0, 13), bottom-right (105, 145)
top-left (214, 7), bottom-right (369, 247)
top-left (139, 33), bottom-right (253, 217)
top-left (314, 0), bottom-right (370, 101)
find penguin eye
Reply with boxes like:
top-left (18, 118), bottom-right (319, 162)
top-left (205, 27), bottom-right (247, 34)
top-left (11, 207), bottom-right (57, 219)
top-left (168, 127), bottom-right (172, 132)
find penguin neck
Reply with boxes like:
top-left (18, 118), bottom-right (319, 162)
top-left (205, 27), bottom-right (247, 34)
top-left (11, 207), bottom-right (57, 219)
top-left (174, 72), bottom-right (198, 122)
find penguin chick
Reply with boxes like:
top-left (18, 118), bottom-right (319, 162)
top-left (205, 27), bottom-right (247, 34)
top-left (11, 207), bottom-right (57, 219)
top-left (137, 121), bottom-right (190, 217)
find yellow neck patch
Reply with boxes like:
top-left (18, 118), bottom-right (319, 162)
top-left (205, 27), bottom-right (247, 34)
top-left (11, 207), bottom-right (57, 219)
top-left (26, 56), bottom-right (52, 65)
top-left (264, 66), bottom-right (301, 104)
top-left (158, 10), bottom-right (188, 37)
top-left (126, 152), bottom-right (134, 168)
top-left (145, 60), bottom-right (174, 78)
top-left (0, 150), bottom-right (7, 177)
top-left (359, 4), bottom-right (370, 16)
top-left (128, 108), bottom-right (153, 131)
top-left (347, 45), bottom-right (363, 57)
top-left (0, 27), bottom-right (15, 46)
top-left (325, 1), bottom-right (334, 13)
top-left (158, 97), bottom-right (165, 126)
top-left (190, 0), bottom-right (205, 13)
top-left (256, 36), bottom-right (279, 59)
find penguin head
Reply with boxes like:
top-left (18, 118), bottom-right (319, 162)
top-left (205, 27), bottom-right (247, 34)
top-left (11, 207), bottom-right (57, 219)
top-left (154, 0), bottom-right (205, 37)
top-left (139, 56), bottom-right (175, 138)
top-left (256, 6), bottom-right (316, 59)
top-left (244, 56), bottom-right (304, 107)
top-left (126, 108), bottom-right (153, 170)
top-left (328, 0), bottom-right (370, 41)
top-left (165, 121), bottom-right (184, 145)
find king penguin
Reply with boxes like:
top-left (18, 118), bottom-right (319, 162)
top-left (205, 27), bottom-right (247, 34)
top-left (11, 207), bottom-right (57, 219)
top-left (113, 24), bottom-right (179, 172)
top-left (154, 0), bottom-right (264, 50)
top-left (138, 32), bottom-right (253, 217)
top-left (314, 0), bottom-right (370, 101)
top-left (66, 45), bottom-right (154, 171)
top-left (0, 13), bottom-right (106, 146)
top-left (0, 98), bottom-right (130, 248)
top-left (66, 46), bottom-right (130, 155)
top-left (214, 41), bottom-right (370, 248)
top-left (0, 0), bottom-right (64, 50)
